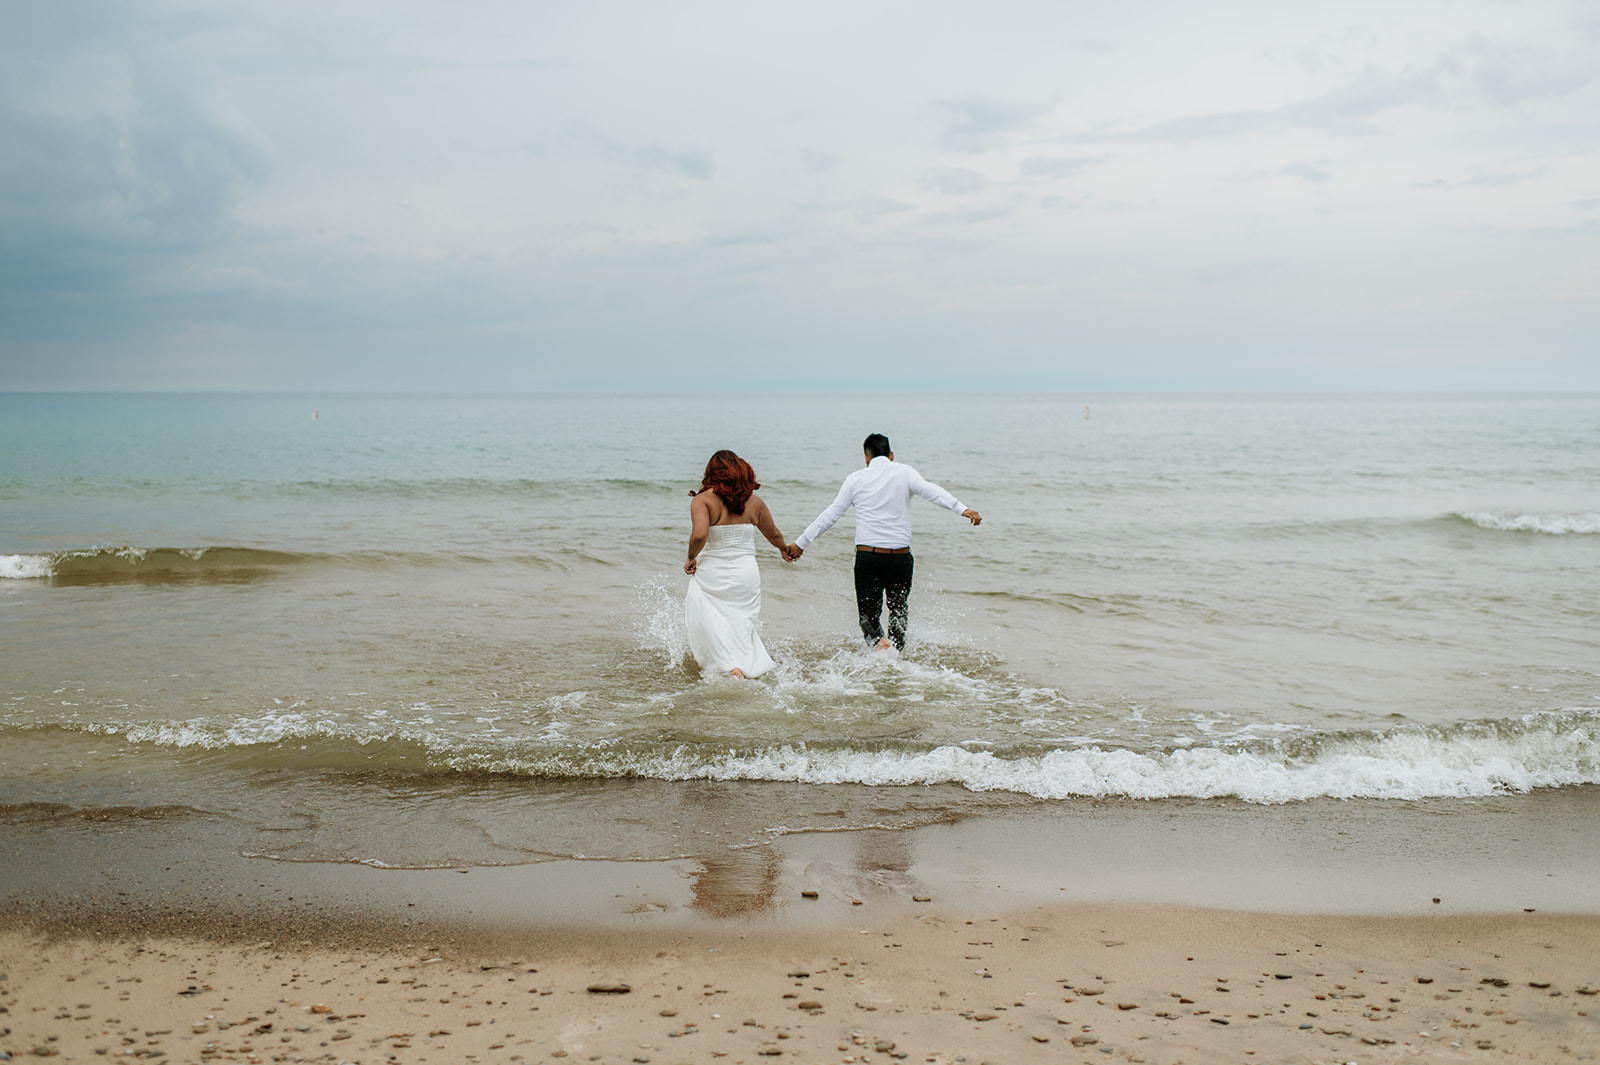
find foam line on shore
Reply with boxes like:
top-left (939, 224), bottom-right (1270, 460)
top-left (7, 705), bottom-right (1597, 803)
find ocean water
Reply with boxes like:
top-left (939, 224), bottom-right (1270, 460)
top-left (2, 392), bottom-right (1598, 869)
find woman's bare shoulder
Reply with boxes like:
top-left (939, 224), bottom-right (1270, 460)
top-left (692, 490), bottom-right (727, 516)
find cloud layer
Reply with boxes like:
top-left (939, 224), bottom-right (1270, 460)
top-left (3, 0), bottom-right (1598, 390)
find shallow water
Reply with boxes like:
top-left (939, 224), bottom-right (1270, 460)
top-left (3, 392), bottom-right (1598, 866)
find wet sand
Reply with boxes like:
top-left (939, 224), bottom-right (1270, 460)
top-left (5, 787), bottom-right (1600, 1061)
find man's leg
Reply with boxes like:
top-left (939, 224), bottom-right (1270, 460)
top-left (853, 553), bottom-right (886, 646)
top-left (883, 553), bottom-right (914, 651)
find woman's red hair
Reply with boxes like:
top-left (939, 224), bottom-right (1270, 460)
top-left (693, 449), bottom-right (759, 514)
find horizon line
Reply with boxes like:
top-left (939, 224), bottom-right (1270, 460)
top-left (5, 387), bottom-right (1599, 398)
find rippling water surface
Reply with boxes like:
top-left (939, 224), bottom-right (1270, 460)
top-left (3, 392), bottom-right (1598, 867)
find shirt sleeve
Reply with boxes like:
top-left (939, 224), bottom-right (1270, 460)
top-left (907, 468), bottom-right (966, 514)
top-left (796, 479), bottom-right (855, 549)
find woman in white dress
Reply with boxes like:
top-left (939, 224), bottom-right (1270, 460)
top-left (683, 450), bottom-right (791, 679)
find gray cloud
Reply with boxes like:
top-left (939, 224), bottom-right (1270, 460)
top-left (703, 231), bottom-right (780, 248)
top-left (1281, 162), bottom-right (1332, 184)
top-left (1416, 168), bottom-right (1552, 191)
top-left (1081, 67), bottom-right (1435, 144)
top-left (570, 127), bottom-right (715, 180)
top-left (632, 143), bottom-right (715, 180)
top-left (0, 13), bottom-right (271, 336)
top-left (801, 148), bottom-right (841, 173)
top-left (1018, 155), bottom-right (1095, 178)
top-left (920, 167), bottom-right (988, 195)
top-left (920, 204), bottom-right (1014, 226)
top-left (1261, 29), bottom-right (1380, 75)
top-left (934, 95), bottom-right (1054, 154)
top-left (850, 196), bottom-right (916, 224)
top-left (1462, 169), bottom-right (1547, 187)
top-left (2, 2), bottom-right (1597, 391)
top-left (1067, 36), bottom-right (1599, 149)
top-left (1447, 34), bottom-right (1597, 107)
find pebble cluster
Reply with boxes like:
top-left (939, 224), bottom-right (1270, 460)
top-left (2, 908), bottom-right (1597, 1064)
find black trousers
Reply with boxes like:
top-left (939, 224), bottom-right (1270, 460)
top-left (854, 550), bottom-right (914, 650)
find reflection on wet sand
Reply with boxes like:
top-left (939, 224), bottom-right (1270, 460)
top-left (686, 829), bottom-right (925, 917)
top-left (854, 830), bottom-right (913, 876)
top-left (849, 830), bottom-right (923, 898)
top-left (689, 847), bottom-right (780, 917)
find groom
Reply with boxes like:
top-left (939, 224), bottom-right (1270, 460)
top-left (784, 433), bottom-right (981, 651)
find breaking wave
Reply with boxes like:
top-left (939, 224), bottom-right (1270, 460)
top-left (0, 545), bottom-right (313, 583)
top-left (1455, 512), bottom-right (1600, 535)
top-left (9, 708), bottom-right (1597, 805)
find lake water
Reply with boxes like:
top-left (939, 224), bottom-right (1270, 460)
top-left (3, 392), bottom-right (1597, 869)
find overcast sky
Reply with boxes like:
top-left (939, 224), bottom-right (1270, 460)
top-left (3, 1), bottom-right (1598, 391)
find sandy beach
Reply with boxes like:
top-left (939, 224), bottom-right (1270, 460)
top-left (5, 788), bottom-right (1600, 1063)
top-left (4, 905), bottom-right (1599, 1063)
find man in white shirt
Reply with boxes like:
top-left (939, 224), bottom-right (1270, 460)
top-left (784, 433), bottom-right (981, 651)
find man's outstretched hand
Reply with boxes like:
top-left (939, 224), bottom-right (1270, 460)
top-left (782, 543), bottom-right (804, 562)
top-left (962, 509), bottom-right (982, 526)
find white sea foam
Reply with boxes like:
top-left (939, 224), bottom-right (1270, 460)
top-left (0, 554), bottom-right (54, 579)
top-left (762, 647), bottom-right (1001, 712)
top-left (655, 730), bottom-right (1567, 800)
top-left (51, 707), bottom-right (1600, 804)
top-left (641, 712), bottom-right (1600, 802)
top-left (0, 547), bottom-right (146, 580)
top-left (1458, 511), bottom-right (1600, 535)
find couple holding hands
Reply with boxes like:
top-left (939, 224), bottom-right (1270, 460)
top-left (683, 433), bottom-right (981, 679)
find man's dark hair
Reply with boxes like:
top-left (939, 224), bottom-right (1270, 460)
top-left (863, 433), bottom-right (891, 459)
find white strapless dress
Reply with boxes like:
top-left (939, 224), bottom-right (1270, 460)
top-left (686, 524), bottom-right (775, 678)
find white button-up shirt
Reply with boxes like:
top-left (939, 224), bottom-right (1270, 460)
top-left (796, 456), bottom-right (967, 550)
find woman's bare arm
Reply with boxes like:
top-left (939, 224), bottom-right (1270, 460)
top-left (685, 494), bottom-right (712, 574)
top-left (750, 495), bottom-right (787, 551)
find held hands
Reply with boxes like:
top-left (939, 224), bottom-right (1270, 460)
top-left (962, 509), bottom-right (983, 526)
top-left (781, 543), bottom-right (803, 562)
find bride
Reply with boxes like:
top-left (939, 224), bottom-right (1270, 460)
top-left (684, 450), bottom-right (790, 679)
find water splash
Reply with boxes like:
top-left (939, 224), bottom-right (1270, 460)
top-left (633, 574), bottom-right (690, 669)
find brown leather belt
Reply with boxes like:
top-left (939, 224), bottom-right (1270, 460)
top-left (856, 545), bottom-right (910, 554)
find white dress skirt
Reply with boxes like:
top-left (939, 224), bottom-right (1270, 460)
top-left (685, 524), bottom-right (776, 678)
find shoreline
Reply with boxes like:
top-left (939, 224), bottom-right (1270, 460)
top-left (5, 786), bottom-right (1599, 937)
top-left (6, 787), bottom-right (1600, 1061)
